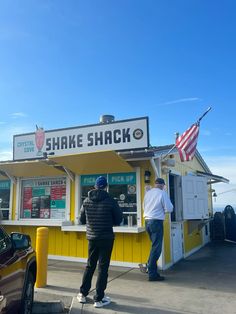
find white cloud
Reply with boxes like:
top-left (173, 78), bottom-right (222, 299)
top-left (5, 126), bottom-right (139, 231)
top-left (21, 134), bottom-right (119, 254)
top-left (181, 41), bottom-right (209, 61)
top-left (0, 150), bottom-right (12, 161)
top-left (156, 97), bottom-right (201, 106)
top-left (10, 112), bottom-right (28, 119)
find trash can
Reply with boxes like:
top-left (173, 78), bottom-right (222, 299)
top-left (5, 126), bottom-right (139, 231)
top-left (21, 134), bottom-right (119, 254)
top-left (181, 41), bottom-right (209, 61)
top-left (211, 212), bottom-right (225, 241)
top-left (223, 205), bottom-right (236, 242)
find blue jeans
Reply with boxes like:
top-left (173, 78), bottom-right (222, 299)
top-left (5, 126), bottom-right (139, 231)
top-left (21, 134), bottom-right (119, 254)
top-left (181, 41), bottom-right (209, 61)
top-left (145, 219), bottom-right (164, 279)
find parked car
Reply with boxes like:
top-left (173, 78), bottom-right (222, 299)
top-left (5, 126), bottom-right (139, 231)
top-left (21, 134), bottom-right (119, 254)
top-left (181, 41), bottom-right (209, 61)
top-left (0, 226), bottom-right (37, 314)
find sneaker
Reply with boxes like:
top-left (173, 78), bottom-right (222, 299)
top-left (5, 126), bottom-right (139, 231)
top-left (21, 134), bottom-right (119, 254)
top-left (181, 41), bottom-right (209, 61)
top-left (138, 263), bottom-right (148, 274)
top-left (94, 296), bottom-right (111, 308)
top-left (77, 292), bottom-right (86, 303)
top-left (148, 275), bottom-right (165, 281)
top-left (102, 296), bottom-right (111, 302)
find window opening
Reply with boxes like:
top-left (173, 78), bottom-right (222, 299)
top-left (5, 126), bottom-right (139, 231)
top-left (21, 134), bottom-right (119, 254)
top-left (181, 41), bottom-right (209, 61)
top-left (20, 177), bottom-right (67, 219)
top-left (0, 180), bottom-right (11, 220)
top-left (80, 172), bottom-right (137, 226)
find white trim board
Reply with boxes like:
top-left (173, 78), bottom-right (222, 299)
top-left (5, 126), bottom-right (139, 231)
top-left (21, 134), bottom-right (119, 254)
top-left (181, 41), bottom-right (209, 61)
top-left (48, 255), bottom-right (141, 268)
top-left (1, 219), bottom-right (62, 226)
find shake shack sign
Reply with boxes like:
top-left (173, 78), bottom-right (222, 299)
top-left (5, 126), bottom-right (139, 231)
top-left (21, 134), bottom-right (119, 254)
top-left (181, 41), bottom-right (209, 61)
top-left (13, 117), bottom-right (149, 160)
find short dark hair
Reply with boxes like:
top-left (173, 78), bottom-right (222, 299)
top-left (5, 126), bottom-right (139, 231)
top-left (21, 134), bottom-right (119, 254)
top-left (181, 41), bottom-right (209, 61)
top-left (155, 178), bottom-right (165, 185)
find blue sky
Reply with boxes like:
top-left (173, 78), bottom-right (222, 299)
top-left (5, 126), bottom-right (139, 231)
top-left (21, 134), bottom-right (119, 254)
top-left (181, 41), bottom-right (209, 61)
top-left (0, 0), bottom-right (235, 208)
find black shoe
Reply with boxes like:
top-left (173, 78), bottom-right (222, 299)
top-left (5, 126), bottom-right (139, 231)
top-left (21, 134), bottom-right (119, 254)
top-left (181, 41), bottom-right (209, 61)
top-left (148, 275), bottom-right (165, 281)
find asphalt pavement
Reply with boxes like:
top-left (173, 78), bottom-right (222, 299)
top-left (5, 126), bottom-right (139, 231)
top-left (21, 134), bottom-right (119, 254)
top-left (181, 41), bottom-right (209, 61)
top-left (33, 240), bottom-right (236, 314)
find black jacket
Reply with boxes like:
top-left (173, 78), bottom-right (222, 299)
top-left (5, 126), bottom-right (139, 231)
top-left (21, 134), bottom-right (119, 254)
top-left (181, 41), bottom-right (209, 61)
top-left (79, 189), bottom-right (123, 240)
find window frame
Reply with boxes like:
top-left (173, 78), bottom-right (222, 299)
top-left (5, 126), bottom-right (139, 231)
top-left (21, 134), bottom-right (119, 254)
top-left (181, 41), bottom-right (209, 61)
top-left (76, 167), bottom-right (142, 228)
top-left (0, 179), bottom-right (13, 221)
top-left (14, 175), bottom-right (71, 226)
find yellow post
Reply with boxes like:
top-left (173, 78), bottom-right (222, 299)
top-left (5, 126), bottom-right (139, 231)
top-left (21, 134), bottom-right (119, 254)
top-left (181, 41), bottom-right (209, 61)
top-left (35, 227), bottom-right (49, 288)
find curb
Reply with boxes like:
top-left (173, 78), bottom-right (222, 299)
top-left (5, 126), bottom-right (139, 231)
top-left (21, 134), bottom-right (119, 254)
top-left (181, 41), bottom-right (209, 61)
top-left (33, 300), bottom-right (66, 314)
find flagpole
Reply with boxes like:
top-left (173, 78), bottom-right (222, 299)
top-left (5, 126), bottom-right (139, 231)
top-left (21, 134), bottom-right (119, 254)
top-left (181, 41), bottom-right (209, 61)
top-left (161, 106), bottom-right (212, 161)
top-left (160, 132), bottom-right (179, 161)
top-left (197, 106), bottom-right (212, 124)
top-left (160, 145), bottom-right (177, 161)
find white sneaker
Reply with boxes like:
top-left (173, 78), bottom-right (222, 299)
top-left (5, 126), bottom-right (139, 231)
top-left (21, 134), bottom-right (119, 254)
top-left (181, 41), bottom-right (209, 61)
top-left (138, 263), bottom-right (148, 274)
top-left (77, 292), bottom-right (86, 303)
top-left (94, 296), bottom-right (111, 308)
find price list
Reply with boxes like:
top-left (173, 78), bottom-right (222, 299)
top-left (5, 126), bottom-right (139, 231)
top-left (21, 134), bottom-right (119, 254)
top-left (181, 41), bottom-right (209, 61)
top-left (51, 186), bottom-right (66, 200)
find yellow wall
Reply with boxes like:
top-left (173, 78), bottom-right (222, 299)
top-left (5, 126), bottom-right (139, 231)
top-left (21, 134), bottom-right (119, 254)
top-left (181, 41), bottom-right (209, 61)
top-left (11, 183), bottom-right (17, 220)
top-left (70, 180), bottom-right (75, 222)
top-left (163, 216), bottom-right (172, 264)
top-left (3, 162), bottom-right (156, 265)
top-left (3, 153), bottom-right (212, 266)
top-left (4, 225), bottom-right (152, 264)
top-left (183, 221), bottom-right (202, 253)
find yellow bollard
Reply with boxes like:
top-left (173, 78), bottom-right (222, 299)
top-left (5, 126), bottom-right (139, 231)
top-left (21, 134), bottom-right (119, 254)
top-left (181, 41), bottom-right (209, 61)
top-left (35, 227), bottom-right (49, 288)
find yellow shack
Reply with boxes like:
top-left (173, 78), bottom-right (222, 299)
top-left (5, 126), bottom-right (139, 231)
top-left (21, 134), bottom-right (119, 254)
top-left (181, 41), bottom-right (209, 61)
top-left (0, 115), bottom-right (228, 269)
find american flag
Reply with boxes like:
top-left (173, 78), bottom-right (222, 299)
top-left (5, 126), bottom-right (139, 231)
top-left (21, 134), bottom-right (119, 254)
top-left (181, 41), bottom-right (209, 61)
top-left (175, 123), bottom-right (200, 162)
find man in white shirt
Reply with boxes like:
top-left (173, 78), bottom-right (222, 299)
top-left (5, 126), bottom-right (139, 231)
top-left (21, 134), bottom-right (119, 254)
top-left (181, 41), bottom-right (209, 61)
top-left (142, 178), bottom-right (173, 281)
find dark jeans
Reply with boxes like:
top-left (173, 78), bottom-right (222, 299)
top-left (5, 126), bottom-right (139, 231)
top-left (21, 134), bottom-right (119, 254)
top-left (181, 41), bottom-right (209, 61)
top-left (145, 219), bottom-right (164, 279)
top-left (80, 238), bottom-right (114, 301)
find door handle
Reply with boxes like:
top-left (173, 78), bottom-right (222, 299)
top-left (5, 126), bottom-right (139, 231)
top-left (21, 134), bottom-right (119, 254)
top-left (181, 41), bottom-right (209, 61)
top-left (0, 295), bottom-right (6, 309)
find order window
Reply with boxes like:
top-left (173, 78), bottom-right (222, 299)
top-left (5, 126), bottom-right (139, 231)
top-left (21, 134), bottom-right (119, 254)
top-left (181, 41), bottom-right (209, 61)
top-left (80, 172), bottom-right (137, 226)
top-left (20, 177), bottom-right (67, 219)
top-left (0, 180), bottom-right (11, 220)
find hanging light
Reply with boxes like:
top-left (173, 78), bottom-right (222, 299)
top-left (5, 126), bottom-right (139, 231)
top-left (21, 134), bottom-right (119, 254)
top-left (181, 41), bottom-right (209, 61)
top-left (213, 192), bottom-right (217, 202)
top-left (144, 170), bottom-right (151, 183)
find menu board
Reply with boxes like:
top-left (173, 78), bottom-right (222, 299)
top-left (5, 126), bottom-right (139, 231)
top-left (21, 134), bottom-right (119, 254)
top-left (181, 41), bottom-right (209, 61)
top-left (80, 172), bottom-right (137, 226)
top-left (23, 187), bottom-right (32, 210)
top-left (21, 177), bottom-right (66, 219)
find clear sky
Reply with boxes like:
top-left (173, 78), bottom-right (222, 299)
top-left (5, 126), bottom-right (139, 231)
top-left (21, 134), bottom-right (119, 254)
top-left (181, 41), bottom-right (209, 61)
top-left (0, 0), bottom-right (235, 208)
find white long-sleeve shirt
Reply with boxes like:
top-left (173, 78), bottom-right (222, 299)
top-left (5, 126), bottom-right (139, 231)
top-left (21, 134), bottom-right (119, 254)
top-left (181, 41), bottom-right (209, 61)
top-left (143, 187), bottom-right (173, 220)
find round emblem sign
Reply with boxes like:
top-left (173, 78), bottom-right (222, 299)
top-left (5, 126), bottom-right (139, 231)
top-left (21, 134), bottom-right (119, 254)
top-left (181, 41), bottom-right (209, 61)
top-left (128, 185), bottom-right (136, 194)
top-left (120, 194), bottom-right (126, 201)
top-left (133, 128), bottom-right (143, 140)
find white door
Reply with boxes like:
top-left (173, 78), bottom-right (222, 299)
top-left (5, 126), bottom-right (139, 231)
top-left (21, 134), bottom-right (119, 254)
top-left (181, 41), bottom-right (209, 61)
top-left (182, 176), bottom-right (208, 220)
top-left (171, 222), bottom-right (183, 263)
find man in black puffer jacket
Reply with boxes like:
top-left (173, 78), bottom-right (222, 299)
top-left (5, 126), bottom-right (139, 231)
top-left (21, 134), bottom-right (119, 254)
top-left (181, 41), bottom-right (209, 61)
top-left (77, 176), bottom-right (122, 308)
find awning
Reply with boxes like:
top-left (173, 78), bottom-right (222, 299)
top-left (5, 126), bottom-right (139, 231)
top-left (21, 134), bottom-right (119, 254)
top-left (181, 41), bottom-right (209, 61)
top-left (196, 171), bottom-right (229, 184)
top-left (0, 160), bottom-right (65, 178)
top-left (48, 151), bottom-right (133, 175)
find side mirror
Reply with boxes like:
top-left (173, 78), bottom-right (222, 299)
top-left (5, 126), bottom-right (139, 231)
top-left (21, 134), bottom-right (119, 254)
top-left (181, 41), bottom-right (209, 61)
top-left (10, 233), bottom-right (31, 250)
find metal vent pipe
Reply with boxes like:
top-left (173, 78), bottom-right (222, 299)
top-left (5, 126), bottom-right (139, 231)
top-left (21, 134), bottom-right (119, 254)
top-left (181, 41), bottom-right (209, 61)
top-left (99, 115), bottom-right (115, 124)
